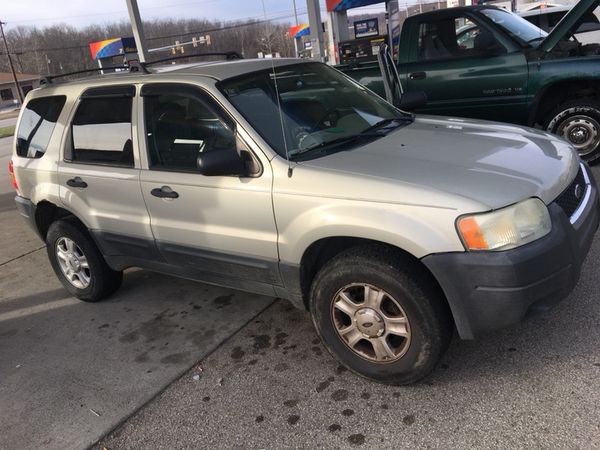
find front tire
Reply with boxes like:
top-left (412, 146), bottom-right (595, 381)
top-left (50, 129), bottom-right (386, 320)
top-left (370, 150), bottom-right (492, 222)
top-left (544, 99), bottom-right (600, 164)
top-left (46, 219), bottom-right (122, 302)
top-left (309, 245), bottom-right (453, 385)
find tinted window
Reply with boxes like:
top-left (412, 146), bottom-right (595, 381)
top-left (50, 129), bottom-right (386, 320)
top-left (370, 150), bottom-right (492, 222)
top-left (418, 16), bottom-right (505, 61)
top-left (481, 8), bottom-right (547, 45)
top-left (16, 95), bottom-right (66, 159)
top-left (1, 88), bottom-right (14, 101)
top-left (70, 96), bottom-right (133, 167)
top-left (144, 91), bottom-right (236, 171)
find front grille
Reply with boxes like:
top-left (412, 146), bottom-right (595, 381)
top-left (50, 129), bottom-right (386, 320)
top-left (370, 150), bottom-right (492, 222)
top-left (555, 166), bottom-right (587, 218)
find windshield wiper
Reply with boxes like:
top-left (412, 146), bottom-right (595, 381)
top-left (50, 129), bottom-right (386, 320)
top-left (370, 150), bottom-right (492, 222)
top-left (289, 118), bottom-right (408, 160)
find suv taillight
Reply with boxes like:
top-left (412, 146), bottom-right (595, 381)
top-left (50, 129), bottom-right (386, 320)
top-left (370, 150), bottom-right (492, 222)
top-left (8, 160), bottom-right (19, 192)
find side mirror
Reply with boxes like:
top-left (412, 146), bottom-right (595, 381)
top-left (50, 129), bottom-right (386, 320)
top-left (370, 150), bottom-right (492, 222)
top-left (197, 148), bottom-right (257, 177)
top-left (197, 148), bottom-right (247, 176)
top-left (396, 91), bottom-right (427, 112)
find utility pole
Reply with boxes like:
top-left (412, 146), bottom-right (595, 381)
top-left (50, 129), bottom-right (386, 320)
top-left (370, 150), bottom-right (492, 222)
top-left (125, 0), bottom-right (149, 63)
top-left (0, 20), bottom-right (24, 104)
top-left (307, 0), bottom-right (325, 61)
top-left (292, 0), bottom-right (301, 58)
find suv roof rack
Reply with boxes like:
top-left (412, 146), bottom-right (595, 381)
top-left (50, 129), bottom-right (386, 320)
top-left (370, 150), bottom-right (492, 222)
top-left (40, 51), bottom-right (243, 85)
top-left (139, 51), bottom-right (243, 70)
top-left (41, 65), bottom-right (145, 85)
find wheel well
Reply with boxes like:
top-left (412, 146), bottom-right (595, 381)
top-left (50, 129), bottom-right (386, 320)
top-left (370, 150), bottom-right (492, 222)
top-left (35, 201), bottom-right (82, 239)
top-left (532, 80), bottom-right (600, 127)
top-left (299, 237), bottom-right (447, 311)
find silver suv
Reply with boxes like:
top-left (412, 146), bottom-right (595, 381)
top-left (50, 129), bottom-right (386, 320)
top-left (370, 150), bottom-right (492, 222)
top-left (10, 58), bottom-right (599, 384)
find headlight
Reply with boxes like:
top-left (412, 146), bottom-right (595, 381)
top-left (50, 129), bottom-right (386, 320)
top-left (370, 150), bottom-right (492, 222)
top-left (457, 198), bottom-right (551, 251)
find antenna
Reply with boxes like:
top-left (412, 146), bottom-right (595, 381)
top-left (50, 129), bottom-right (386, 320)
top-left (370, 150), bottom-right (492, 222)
top-left (261, 0), bottom-right (293, 178)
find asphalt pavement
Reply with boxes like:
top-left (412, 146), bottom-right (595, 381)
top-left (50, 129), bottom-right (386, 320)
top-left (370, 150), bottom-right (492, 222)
top-left (1, 135), bottom-right (599, 449)
top-left (0, 137), bottom-right (274, 449)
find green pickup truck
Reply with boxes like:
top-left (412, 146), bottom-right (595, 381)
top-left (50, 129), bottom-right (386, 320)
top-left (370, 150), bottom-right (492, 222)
top-left (338, 0), bottom-right (600, 162)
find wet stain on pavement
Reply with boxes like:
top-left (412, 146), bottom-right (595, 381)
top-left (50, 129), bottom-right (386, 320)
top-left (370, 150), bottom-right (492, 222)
top-left (328, 424), bottom-right (341, 433)
top-left (403, 414), bottom-right (415, 425)
top-left (160, 352), bottom-right (190, 364)
top-left (253, 335), bottom-right (271, 351)
top-left (255, 415), bottom-right (264, 423)
top-left (119, 309), bottom-right (178, 344)
top-left (331, 389), bottom-right (349, 401)
top-left (316, 379), bottom-right (332, 393)
top-left (273, 332), bottom-right (288, 348)
top-left (231, 347), bottom-right (245, 360)
top-left (213, 294), bottom-right (233, 309)
top-left (274, 363), bottom-right (289, 372)
top-left (287, 415), bottom-right (300, 426)
top-left (342, 409), bottom-right (354, 417)
top-left (335, 365), bottom-right (348, 375)
top-left (134, 352), bottom-right (150, 363)
top-left (283, 399), bottom-right (299, 408)
top-left (348, 434), bottom-right (365, 445)
top-left (360, 392), bottom-right (370, 400)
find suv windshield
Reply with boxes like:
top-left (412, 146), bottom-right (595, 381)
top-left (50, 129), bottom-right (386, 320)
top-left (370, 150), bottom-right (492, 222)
top-left (481, 8), bottom-right (547, 45)
top-left (219, 62), bottom-right (407, 160)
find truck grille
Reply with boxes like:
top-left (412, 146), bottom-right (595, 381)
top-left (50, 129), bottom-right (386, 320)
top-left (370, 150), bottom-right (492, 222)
top-left (555, 166), bottom-right (587, 219)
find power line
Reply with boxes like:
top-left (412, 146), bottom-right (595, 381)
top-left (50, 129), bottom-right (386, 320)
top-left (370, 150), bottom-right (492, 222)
top-left (8, 9), bottom-right (309, 55)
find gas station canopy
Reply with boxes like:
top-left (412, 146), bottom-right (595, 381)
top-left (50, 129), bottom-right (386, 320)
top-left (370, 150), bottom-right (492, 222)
top-left (89, 37), bottom-right (137, 60)
top-left (326, 0), bottom-right (383, 12)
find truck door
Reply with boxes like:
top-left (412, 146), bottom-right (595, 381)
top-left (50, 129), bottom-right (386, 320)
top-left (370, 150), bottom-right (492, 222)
top-left (403, 12), bottom-right (529, 124)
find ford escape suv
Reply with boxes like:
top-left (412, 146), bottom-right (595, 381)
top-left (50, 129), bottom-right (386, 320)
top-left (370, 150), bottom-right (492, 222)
top-left (10, 58), bottom-right (599, 384)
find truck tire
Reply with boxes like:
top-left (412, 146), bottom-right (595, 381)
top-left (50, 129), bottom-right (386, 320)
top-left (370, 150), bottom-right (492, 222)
top-left (46, 219), bottom-right (123, 302)
top-left (544, 99), bottom-right (600, 164)
top-left (309, 245), bottom-right (453, 385)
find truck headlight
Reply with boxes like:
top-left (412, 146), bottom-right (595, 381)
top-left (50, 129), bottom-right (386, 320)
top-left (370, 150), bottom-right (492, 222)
top-left (457, 198), bottom-right (551, 251)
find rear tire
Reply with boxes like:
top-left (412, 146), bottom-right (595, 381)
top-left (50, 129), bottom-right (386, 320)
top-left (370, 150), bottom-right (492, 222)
top-left (544, 99), bottom-right (600, 164)
top-left (46, 219), bottom-right (122, 302)
top-left (309, 245), bottom-right (453, 385)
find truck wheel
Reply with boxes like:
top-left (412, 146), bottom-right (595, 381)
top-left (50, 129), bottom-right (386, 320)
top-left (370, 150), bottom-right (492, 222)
top-left (46, 219), bottom-right (123, 302)
top-left (545, 99), bottom-right (600, 163)
top-left (309, 245), bottom-right (453, 385)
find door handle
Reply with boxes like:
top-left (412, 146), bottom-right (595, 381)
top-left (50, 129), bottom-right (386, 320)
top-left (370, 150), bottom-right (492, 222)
top-left (66, 177), bottom-right (88, 188)
top-left (409, 71), bottom-right (427, 80)
top-left (151, 186), bottom-right (179, 199)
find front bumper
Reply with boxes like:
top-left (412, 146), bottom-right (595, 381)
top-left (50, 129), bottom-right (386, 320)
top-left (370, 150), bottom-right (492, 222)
top-left (423, 165), bottom-right (599, 340)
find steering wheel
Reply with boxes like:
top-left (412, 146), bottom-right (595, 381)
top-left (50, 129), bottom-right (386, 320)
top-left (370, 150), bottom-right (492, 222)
top-left (309, 108), bottom-right (340, 133)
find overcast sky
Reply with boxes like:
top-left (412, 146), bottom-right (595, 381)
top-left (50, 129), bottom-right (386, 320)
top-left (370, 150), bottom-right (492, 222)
top-left (1, 0), bottom-right (385, 31)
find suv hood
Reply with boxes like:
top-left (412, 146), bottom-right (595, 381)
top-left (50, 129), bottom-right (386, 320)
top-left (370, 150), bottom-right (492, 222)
top-left (301, 116), bottom-right (579, 210)
top-left (539, 0), bottom-right (600, 51)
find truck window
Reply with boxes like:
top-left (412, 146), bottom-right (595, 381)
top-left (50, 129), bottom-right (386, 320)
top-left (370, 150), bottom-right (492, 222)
top-left (69, 96), bottom-right (134, 167)
top-left (418, 16), bottom-right (504, 61)
top-left (16, 95), bottom-right (66, 159)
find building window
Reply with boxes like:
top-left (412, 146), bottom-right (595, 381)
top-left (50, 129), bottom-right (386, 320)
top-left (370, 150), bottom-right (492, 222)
top-left (1, 88), bottom-right (14, 101)
top-left (21, 85), bottom-right (34, 95)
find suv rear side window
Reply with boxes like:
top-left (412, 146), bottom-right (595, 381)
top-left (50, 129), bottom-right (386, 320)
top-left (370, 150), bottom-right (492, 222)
top-left (69, 96), bottom-right (133, 167)
top-left (16, 95), bottom-right (66, 158)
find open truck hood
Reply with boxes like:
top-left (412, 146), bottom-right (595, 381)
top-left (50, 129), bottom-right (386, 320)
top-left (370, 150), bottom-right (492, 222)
top-left (539, 0), bottom-right (600, 51)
